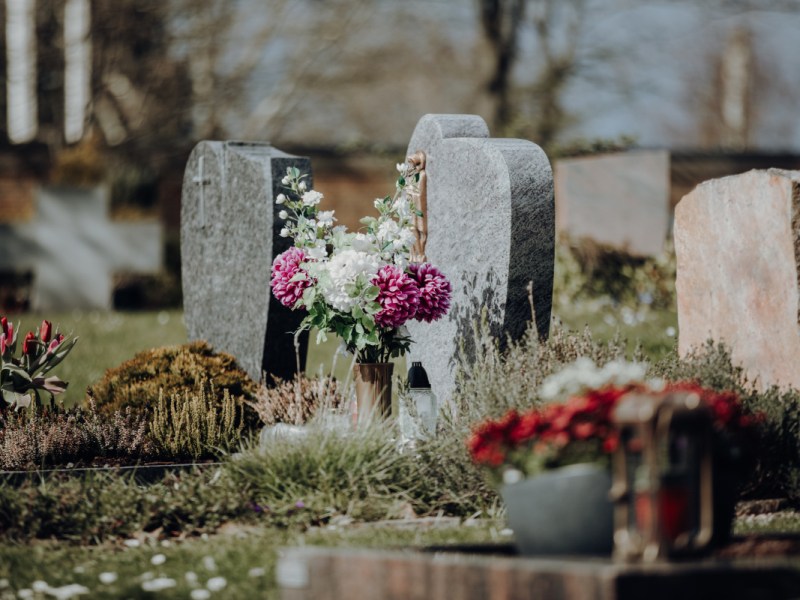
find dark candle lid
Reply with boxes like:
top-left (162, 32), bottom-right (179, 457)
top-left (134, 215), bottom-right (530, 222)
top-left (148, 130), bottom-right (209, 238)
top-left (407, 361), bottom-right (431, 389)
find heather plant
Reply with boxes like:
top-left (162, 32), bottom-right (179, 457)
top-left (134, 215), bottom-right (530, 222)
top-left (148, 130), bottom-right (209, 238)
top-left (150, 382), bottom-right (245, 460)
top-left (0, 401), bottom-right (154, 470)
top-left (87, 341), bottom-right (258, 427)
top-left (0, 317), bottom-right (78, 410)
top-left (248, 374), bottom-right (344, 426)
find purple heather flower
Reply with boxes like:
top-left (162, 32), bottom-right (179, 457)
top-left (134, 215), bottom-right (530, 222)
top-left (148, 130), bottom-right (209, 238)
top-left (271, 247), bottom-right (311, 308)
top-left (295, 500), bottom-right (305, 509)
top-left (408, 263), bottom-right (452, 323)
top-left (372, 265), bottom-right (421, 328)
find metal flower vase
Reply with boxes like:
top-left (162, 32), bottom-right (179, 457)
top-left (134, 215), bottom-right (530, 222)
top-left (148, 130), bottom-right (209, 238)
top-left (353, 362), bottom-right (394, 426)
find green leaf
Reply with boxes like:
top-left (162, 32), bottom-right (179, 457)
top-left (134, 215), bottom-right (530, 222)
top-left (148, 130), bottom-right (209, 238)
top-left (364, 286), bottom-right (380, 301)
top-left (352, 305), bottom-right (364, 319)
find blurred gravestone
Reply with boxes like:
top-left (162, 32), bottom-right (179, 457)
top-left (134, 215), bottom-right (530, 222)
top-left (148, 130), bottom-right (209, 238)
top-left (554, 150), bottom-right (670, 256)
top-left (181, 141), bottom-right (310, 382)
top-left (0, 186), bottom-right (162, 311)
top-left (675, 168), bottom-right (800, 391)
top-left (405, 114), bottom-right (554, 403)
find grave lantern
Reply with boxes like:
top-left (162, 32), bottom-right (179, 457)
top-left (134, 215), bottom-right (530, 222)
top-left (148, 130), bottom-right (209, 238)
top-left (609, 391), bottom-right (714, 562)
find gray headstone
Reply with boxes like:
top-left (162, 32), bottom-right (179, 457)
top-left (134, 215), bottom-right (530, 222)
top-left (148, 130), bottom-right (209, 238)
top-left (554, 150), bottom-right (670, 256)
top-left (405, 114), bottom-right (554, 402)
top-left (675, 168), bottom-right (800, 391)
top-left (181, 141), bottom-right (309, 382)
top-left (0, 185), bottom-right (162, 310)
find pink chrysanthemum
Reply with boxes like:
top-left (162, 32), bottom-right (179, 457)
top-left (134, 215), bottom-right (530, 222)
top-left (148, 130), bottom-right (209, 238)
top-left (271, 247), bottom-right (311, 308)
top-left (372, 265), bottom-right (421, 328)
top-left (408, 263), bottom-right (452, 322)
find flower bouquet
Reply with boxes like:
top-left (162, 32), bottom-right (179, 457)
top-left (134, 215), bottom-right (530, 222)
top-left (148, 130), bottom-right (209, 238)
top-left (0, 317), bottom-right (78, 410)
top-left (269, 163), bottom-right (452, 421)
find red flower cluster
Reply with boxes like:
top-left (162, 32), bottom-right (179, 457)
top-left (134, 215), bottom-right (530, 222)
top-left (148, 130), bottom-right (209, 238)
top-left (467, 381), bottom-right (759, 472)
top-left (467, 386), bottom-right (631, 468)
top-left (664, 381), bottom-right (760, 433)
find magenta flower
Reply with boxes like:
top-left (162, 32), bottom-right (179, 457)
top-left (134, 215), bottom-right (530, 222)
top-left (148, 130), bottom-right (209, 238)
top-left (271, 247), bottom-right (311, 309)
top-left (408, 263), bottom-right (452, 322)
top-left (372, 265), bottom-right (420, 328)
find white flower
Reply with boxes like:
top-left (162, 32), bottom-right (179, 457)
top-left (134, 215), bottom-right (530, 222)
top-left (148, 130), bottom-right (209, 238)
top-left (123, 539), bottom-right (140, 548)
top-left (151, 553), bottom-right (166, 566)
top-left (185, 571), bottom-right (199, 585)
top-left (191, 590), bottom-right (211, 600)
top-left (302, 190), bottom-right (322, 206)
top-left (99, 572), bottom-right (118, 584)
top-left (32, 581), bottom-right (49, 592)
top-left (281, 176), bottom-right (289, 185)
top-left (278, 210), bottom-right (289, 220)
top-left (503, 468), bottom-right (524, 485)
top-left (206, 577), bottom-right (227, 592)
top-left (374, 198), bottom-right (384, 209)
top-left (276, 193), bottom-right (286, 204)
top-left (202, 556), bottom-right (217, 572)
top-left (376, 219), bottom-right (400, 242)
top-left (350, 233), bottom-right (375, 252)
top-left (393, 227), bottom-right (416, 250)
top-left (392, 195), bottom-right (412, 218)
top-left (306, 241), bottom-right (328, 260)
top-left (141, 577), bottom-right (176, 592)
top-left (248, 568), bottom-right (266, 578)
top-left (319, 249), bottom-right (381, 312)
top-left (279, 228), bottom-right (290, 238)
top-left (17, 589), bottom-right (33, 599)
top-left (317, 210), bottom-right (335, 226)
top-left (298, 181), bottom-right (307, 191)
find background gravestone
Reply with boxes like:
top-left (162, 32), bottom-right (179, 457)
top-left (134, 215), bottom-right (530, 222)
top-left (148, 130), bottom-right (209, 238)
top-left (0, 185), bottom-right (162, 310)
top-left (405, 114), bottom-right (554, 403)
top-left (181, 141), bottom-right (309, 382)
top-left (554, 150), bottom-right (670, 257)
top-left (675, 168), bottom-right (800, 391)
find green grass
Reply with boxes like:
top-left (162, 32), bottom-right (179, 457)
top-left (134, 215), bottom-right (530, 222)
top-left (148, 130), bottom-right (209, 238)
top-left (0, 521), bottom-right (503, 599)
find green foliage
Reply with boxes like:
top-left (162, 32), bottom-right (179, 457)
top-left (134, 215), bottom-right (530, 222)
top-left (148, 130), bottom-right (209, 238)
top-left (227, 422), bottom-right (428, 525)
top-left (0, 468), bottom-right (250, 543)
top-left (150, 383), bottom-right (246, 460)
top-left (553, 239), bottom-right (676, 313)
top-left (87, 341), bottom-right (258, 426)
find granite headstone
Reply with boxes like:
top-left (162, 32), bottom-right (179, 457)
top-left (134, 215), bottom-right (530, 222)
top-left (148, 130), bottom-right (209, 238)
top-left (675, 168), bottom-right (800, 391)
top-left (0, 185), bottom-right (162, 310)
top-left (554, 150), bottom-right (670, 256)
top-left (181, 141), bottom-right (310, 382)
top-left (405, 114), bottom-right (554, 403)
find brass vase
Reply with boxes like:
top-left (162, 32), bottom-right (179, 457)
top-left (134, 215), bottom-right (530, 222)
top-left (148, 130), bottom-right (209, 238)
top-left (353, 362), bottom-right (394, 426)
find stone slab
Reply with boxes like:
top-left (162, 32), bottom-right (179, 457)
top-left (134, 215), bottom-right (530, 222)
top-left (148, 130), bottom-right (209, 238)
top-left (555, 150), bottom-right (670, 256)
top-left (181, 141), bottom-right (310, 382)
top-left (675, 168), bottom-right (800, 391)
top-left (277, 545), bottom-right (800, 600)
top-left (0, 185), bottom-right (162, 310)
top-left (404, 114), bottom-right (554, 403)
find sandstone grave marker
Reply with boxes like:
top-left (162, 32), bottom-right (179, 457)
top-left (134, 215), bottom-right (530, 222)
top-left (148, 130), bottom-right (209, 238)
top-left (554, 150), bottom-right (670, 256)
top-left (181, 141), bottom-right (310, 382)
top-left (405, 114), bottom-right (555, 402)
top-left (0, 185), bottom-right (162, 311)
top-left (675, 168), bottom-right (800, 391)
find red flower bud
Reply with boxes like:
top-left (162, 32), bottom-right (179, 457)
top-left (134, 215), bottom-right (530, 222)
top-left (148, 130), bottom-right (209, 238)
top-left (0, 334), bottom-right (6, 355)
top-left (47, 334), bottom-right (64, 354)
top-left (22, 331), bottom-right (36, 355)
top-left (1, 317), bottom-right (8, 337)
top-left (40, 320), bottom-right (52, 343)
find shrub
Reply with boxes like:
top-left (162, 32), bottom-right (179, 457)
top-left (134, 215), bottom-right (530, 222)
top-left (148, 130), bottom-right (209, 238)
top-left (653, 341), bottom-right (800, 501)
top-left (87, 341), bottom-right (258, 426)
top-left (248, 375), bottom-right (344, 426)
top-left (0, 402), bottom-right (155, 470)
top-left (150, 382), bottom-right (246, 460)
